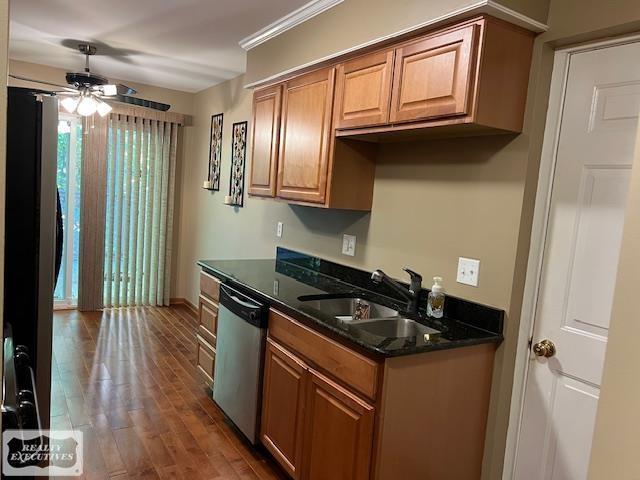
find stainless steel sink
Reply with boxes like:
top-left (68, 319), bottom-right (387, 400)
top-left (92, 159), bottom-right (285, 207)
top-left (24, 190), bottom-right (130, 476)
top-left (298, 295), bottom-right (399, 321)
top-left (298, 295), bottom-right (440, 340)
top-left (350, 318), bottom-right (440, 339)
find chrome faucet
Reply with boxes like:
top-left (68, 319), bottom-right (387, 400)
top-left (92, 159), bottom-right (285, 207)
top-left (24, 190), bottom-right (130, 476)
top-left (371, 267), bottom-right (423, 315)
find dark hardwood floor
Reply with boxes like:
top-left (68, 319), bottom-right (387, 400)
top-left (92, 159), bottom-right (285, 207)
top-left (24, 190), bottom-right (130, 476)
top-left (51, 306), bottom-right (285, 480)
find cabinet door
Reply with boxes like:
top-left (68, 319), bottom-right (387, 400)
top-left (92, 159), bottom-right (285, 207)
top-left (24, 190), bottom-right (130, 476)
top-left (277, 67), bottom-right (335, 204)
top-left (261, 338), bottom-right (308, 479)
top-left (334, 50), bottom-right (395, 129)
top-left (302, 369), bottom-right (375, 480)
top-left (249, 85), bottom-right (281, 197)
top-left (390, 24), bottom-right (477, 123)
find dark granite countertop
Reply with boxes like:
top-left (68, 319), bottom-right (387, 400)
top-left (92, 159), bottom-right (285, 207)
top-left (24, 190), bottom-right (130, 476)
top-left (197, 249), bottom-right (503, 358)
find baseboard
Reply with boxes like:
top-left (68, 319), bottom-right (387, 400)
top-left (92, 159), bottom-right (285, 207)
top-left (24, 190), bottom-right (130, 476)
top-left (169, 297), bottom-right (199, 323)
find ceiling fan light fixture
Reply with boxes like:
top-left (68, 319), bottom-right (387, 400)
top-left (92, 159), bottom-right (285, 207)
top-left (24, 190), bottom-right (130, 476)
top-left (61, 96), bottom-right (80, 113)
top-left (97, 100), bottom-right (113, 117)
top-left (102, 84), bottom-right (118, 96)
top-left (76, 95), bottom-right (98, 116)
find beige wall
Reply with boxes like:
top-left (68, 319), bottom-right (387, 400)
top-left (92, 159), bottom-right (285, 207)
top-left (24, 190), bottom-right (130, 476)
top-left (588, 125), bottom-right (640, 479)
top-left (543, 0), bottom-right (640, 45)
top-left (176, 80), bottom-right (532, 312)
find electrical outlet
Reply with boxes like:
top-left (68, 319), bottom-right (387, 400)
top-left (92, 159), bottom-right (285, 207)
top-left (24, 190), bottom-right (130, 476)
top-left (342, 234), bottom-right (356, 256)
top-left (457, 257), bottom-right (480, 287)
top-left (276, 222), bottom-right (283, 238)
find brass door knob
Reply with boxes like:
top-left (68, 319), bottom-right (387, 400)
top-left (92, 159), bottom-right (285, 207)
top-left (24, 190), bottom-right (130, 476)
top-left (533, 339), bottom-right (556, 358)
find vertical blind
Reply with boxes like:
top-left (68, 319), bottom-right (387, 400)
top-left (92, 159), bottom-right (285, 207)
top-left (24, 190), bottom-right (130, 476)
top-left (103, 115), bottom-right (178, 307)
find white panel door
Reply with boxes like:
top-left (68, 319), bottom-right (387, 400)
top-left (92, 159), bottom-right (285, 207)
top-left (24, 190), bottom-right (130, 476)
top-left (514, 41), bottom-right (640, 480)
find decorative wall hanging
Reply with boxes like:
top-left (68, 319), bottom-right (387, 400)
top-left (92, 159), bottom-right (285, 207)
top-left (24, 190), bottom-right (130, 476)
top-left (225, 121), bottom-right (248, 207)
top-left (203, 113), bottom-right (223, 190)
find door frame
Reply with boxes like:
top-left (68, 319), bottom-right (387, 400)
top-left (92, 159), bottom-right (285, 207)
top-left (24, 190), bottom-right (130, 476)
top-left (503, 32), bottom-right (640, 479)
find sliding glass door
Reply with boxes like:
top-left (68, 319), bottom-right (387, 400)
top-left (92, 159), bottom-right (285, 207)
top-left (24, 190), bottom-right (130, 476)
top-left (54, 115), bottom-right (82, 308)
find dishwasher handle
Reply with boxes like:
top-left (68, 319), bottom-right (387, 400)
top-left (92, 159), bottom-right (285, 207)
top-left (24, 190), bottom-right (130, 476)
top-left (219, 283), bottom-right (268, 328)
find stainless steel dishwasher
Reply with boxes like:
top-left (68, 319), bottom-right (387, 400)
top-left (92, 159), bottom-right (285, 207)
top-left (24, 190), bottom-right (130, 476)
top-left (212, 283), bottom-right (268, 444)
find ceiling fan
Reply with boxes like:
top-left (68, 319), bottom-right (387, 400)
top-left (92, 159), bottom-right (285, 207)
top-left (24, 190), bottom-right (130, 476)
top-left (10, 43), bottom-right (170, 116)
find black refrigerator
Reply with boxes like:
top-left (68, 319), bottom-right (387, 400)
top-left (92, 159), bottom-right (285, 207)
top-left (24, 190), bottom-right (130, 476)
top-left (2, 86), bottom-right (62, 433)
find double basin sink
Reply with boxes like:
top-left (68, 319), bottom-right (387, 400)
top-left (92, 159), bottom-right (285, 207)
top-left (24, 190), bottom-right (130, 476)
top-left (298, 295), bottom-right (440, 341)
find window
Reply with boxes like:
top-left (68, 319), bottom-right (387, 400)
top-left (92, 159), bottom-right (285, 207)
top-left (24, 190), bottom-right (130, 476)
top-left (54, 115), bottom-right (82, 307)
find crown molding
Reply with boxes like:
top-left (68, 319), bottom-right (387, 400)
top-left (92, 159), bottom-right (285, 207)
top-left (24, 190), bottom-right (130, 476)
top-left (484, 0), bottom-right (548, 32)
top-left (240, 0), bottom-right (344, 51)
top-left (244, 0), bottom-right (548, 89)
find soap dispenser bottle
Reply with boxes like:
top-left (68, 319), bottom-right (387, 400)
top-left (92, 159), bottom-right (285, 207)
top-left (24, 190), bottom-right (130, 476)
top-left (427, 276), bottom-right (445, 318)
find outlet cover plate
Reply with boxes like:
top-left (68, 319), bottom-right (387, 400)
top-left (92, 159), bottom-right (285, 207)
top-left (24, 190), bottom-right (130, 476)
top-left (457, 257), bottom-right (480, 287)
top-left (276, 222), bottom-right (283, 238)
top-left (342, 234), bottom-right (356, 256)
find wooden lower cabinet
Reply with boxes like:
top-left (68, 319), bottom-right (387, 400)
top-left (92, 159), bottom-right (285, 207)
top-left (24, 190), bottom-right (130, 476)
top-left (302, 369), bottom-right (375, 480)
top-left (260, 308), bottom-right (496, 480)
top-left (261, 338), bottom-right (307, 479)
top-left (260, 337), bottom-right (375, 480)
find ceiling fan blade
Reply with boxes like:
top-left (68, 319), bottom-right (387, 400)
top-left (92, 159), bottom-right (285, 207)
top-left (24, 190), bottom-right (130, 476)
top-left (9, 74), bottom-right (76, 92)
top-left (112, 94), bottom-right (170, 112)
top-left (116, 84), bottom-right (137, 96)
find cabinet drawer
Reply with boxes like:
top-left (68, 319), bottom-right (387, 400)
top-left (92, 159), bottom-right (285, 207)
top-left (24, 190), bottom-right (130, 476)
top-left (198, 295), bottom-right (218, 344)
top-left (200, 270), bottom-right (220, 302)
top-left (196, 335), bottom-right (215, 387)
top-left (268, 309), bottom-right (380, 400)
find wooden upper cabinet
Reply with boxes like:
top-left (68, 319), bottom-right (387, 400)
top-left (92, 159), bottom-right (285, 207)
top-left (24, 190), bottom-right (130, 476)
top-left (246, 16), bottom-right (534, 210)
top-left (261, 338), bottom-right (307, 479)
top-left (334, 50), bottom-right (395, 129)
top-left (276, 67), bottom-right (336, 204)
top-left (249, 85), bottom-right (281, 197)
top-left (302, 369), bottom-right (375, 480)
top-left (390, 24), bottom-right (478, 123)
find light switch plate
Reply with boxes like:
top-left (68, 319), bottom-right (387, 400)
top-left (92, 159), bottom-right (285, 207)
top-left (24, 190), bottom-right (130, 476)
top-left (276, 222), bottom-right (283, 238)
top-left (342, 234), bottom-right (356, 256)
top-left (457, 257), bottom-right (480, 287)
